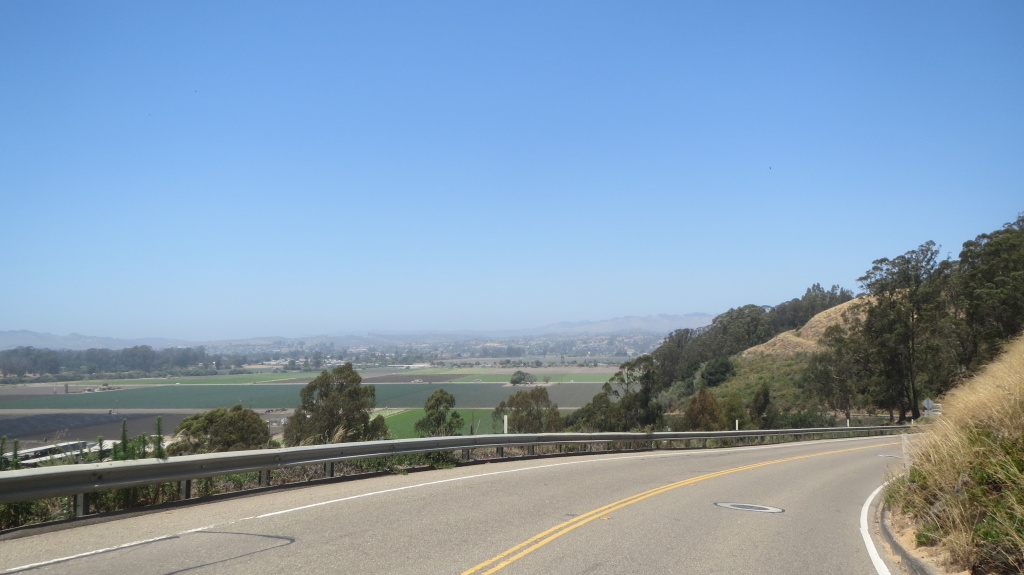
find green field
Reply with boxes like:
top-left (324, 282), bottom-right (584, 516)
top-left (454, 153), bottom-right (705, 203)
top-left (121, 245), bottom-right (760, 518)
top-left (70, 373), bottom-right (315, 386)
top-left (57, 370), bottom-right (613, 386)
top-left (1, 382), bottom-right (606, 410)
top-left (383, 409), bottom-right (501, 437)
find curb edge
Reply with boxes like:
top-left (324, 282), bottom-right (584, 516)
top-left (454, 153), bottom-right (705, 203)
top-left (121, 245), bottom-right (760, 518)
top-left (879, 504), bottom-right (941, 575)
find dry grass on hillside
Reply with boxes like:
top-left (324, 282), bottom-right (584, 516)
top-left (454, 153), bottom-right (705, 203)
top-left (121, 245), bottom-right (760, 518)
top-left (886, 336), bottom-right (1024, 574)
top-left (741, 298), bottom-right (863, 358)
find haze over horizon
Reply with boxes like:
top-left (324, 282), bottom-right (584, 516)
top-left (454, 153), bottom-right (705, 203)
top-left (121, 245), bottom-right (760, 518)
top-left (1, 312), bottom-right (717, 347)
top-left (3, 3), bottom-right (1022, 342)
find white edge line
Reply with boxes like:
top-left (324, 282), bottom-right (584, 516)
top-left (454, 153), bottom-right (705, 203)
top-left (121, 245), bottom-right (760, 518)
top-left (3, 435), bottom-right (891, 574)
top-left (2, 525), bottom-right (215, 574)
top-left (861, 482), bottom-right (892, 575)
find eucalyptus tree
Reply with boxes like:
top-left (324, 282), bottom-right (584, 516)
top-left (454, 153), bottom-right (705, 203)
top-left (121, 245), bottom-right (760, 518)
top-left (414, 388), bottom-right (464, 437)
top-left (492, 387), bottom-right (563, 433)
top-left (283, 363), bottom-right (388, 446)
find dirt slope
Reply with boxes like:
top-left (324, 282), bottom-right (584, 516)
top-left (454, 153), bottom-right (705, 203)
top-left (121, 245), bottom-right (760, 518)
top-left (741, 298), bottom-right (863, 358)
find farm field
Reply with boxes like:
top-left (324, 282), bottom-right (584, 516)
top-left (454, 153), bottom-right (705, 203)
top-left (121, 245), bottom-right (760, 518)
top-left (46, 373), bottom-right (317, 387)
top-left (0, 382), bottom-right (607, 410)
top-left (24, 366), bottom-right (610, 384)
top-left (383, 409), bottom-right (500, 438)
top-left (361, 370), bottom-right (614, 384)
top-left (0, 412), bottom-right (194, 449)
top-left (26, 368), bottom-right (615, 388)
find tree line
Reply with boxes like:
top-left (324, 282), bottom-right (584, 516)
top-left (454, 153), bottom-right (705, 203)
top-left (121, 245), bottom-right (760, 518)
top-left (0, 345), bottom-right (222, 379)
top-left (0, 345), bottom-right (322, 382)
top-left (808, 214), bottom-right (1024, 422)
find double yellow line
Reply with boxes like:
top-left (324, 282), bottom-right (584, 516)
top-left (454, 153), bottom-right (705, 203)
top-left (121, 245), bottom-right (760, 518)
top-left (461, 441), bottom-right (898, 574)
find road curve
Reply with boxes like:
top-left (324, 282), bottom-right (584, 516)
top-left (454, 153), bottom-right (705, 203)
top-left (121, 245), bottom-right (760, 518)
top-left (0, 436), bottom-right (905, 575)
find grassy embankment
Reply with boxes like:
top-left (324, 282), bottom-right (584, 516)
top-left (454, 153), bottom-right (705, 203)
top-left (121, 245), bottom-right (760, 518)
top-left (885, 336), bottom-right (1024, 574)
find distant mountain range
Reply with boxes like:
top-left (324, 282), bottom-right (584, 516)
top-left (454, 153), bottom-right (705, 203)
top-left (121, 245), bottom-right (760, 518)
top-left (530, 313), bottom-right (713, 336)
top-left (0, 313), bottom-right (715, 351)
top-left (0, 330), bottom-right (191, 351)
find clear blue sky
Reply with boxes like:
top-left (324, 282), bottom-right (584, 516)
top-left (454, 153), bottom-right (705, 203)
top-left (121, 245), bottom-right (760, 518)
top-left (2, 2), bottom-right (1022, 341)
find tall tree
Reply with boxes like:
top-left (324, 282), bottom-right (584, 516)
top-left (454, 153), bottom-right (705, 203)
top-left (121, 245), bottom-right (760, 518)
top-left (702, 356), bottom-right (735, 387)
top-left (570, 355), bottom-right (664, 432)
top-left (283, 363), bottom-right (388, 446)
top-left (748, 382), bottom-right (777, 429)
top-left (958, 214), bottom-right (1024, 367)
top-left (682, 387), bottom-right (724, 431)
top-left (509, 370), bottom-right (535, 386)
top-left (414, 388), bottom-right (465, 437)
top-left (492, 387), bottom-right (564, 433)
top-left (565, 386), bottom-right (624, 432)
top-left (804, 324), bottom-right (868, 421)
top-left (858, 241), bottom-right (944, 420)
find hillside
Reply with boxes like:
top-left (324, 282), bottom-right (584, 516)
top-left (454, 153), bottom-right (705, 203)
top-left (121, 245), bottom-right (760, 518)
top-left (698, 298), bottom-right (866, 418)
top-left (740, 298), bottom-right (862, 358)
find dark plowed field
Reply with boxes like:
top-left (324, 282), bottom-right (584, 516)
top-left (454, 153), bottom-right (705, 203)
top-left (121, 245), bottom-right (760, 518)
top-left (0, 412), bottom-right (192, 449)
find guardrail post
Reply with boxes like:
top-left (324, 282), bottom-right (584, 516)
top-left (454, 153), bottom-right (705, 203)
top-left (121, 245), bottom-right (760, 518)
top-left (324, 462), bottom-right (335, 478)
top-left (75, 493), bottom-right (88, 518)
top-left (179, 479), bottom-right (192, 500)
top-left (497, 446), bottom-right (504, 458)
top-left (259, 469), bottom-right (271, 487)
top-left (462, 448), bottom-right (471, 461)
top-left (527, 445), bottom-right (536, 456)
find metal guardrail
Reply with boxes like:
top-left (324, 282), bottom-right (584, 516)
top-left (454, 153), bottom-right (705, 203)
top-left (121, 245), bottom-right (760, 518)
top-left (0, 426), bottom-right (908, 516)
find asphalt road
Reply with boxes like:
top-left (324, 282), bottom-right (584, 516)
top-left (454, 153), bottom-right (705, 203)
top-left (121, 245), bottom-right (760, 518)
top-left (0, 436), bottom-right (905, 575)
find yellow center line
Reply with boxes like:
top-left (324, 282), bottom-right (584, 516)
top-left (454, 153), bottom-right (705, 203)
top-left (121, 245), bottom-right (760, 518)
top-left (461, 441), bottom-right (899, 575)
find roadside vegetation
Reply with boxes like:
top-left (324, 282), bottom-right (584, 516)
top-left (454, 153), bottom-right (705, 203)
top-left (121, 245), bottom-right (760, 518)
top-left (1, 418), bottom-right (173, 529)
top-left (885, 336), bottom-right (1024, 574)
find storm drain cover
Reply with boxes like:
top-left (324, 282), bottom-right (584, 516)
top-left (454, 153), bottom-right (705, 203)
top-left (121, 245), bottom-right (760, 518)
top-left (714, 502), bottom-right (785, 513)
